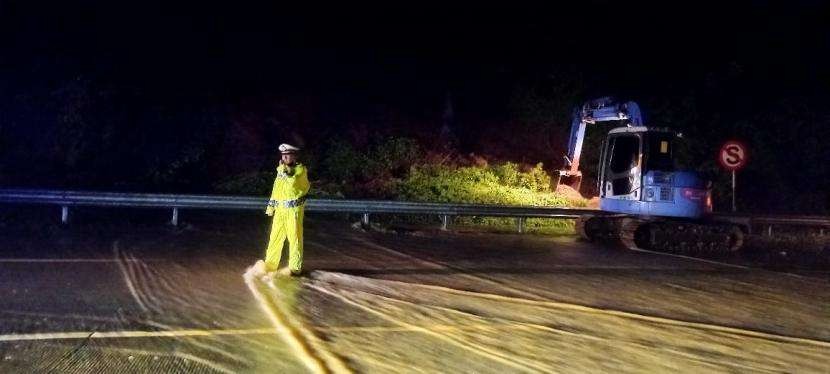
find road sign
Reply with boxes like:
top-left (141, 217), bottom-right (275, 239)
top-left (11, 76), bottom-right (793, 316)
top-left (718, 140), bottom-right (748, 212)
top-left (718, 141), bottom-right (748, 171)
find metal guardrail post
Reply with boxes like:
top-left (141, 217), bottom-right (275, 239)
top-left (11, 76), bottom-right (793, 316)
top-left (171, 208), bottom-right (179, 226)
top-left (767, 225), bottom-right (773, 237)
top-left (441, 215), bottom-right (450, 231)
top-left (517, 217), bottom-right (526, 233)
top-left (61, 206), bottom-right (69, 224)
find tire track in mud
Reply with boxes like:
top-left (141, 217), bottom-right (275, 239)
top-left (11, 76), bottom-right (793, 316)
top-left (626, 247), bottom-right (829, 283)
top-left (113, 241), bottom-right (153, 314)
top-left (308, 281), bottom-right (551, 373)
top-left (354, 236), bottom-right (551, 299)
top-left (130, 255), bottom-right (232, 317)
top-left (125, 252), bottom-right (164, 314)
top-left (310, 272), bottom-right (815, 373)
top-left (242, 267), bottom-right (352, 374)
top-left (309, 237), bottom-right (638, 371)
top-left (309, 236), bottom-right (546, 301)
top-left (310, 235), bottom-right (560, 372)
top-left (314, 234), bottom-right (830, 348)
top-left (112, 243), bottom-right (264, 369)
top-left (114, 244), bottom-right (253, 327)
top-left (315, 269), bottom-right (830, 349)
top-left (313, 234), bottom-right (587, 370)
top-left (137, 264), bottom-right (198, 316)
top-left (373, 235), bottom-right (830, 343)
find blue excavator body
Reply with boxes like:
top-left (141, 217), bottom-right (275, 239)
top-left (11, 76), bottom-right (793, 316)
top-left (560, 98), bottom-right (711, 219)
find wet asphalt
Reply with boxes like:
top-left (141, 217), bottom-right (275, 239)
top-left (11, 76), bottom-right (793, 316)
top-left (0, 209), bottom-right (828, 373)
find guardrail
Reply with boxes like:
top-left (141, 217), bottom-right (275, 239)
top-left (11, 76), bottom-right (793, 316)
top-left (0, 189), bottom-right (603, 232)
top-left (711, 213), bottom-right (830, 236)
top-left (1, 189), bottom-right (828, 234)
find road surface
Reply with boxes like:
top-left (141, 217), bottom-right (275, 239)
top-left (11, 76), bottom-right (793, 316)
top-left (0, 212), bottom-right (828, 373)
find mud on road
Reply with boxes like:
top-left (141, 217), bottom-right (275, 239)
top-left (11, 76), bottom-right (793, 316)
top-left (0, 210), bottom-right (828, 373)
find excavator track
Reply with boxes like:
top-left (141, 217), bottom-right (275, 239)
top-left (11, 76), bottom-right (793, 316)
top-left (577, 215), bottom-right (745, 254)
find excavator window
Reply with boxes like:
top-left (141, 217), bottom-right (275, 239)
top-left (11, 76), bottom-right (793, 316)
top-left (644, 133), bottom-right (675, 172)
top-left (609, 135), bottom-right (640, 174)
top-left (606, 135), bottom-right (641, 196)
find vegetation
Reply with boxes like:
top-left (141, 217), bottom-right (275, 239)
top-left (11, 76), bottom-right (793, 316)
top-left (400, 162), bottom-right (569, 206)
top-left (2, 64), bottom-right (829, 215)
top-left (398, 162), bottom-right (580, 233)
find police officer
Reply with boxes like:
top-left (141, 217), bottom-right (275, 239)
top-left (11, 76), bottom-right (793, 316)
top-left (262, 143), bottom-right (310, 276)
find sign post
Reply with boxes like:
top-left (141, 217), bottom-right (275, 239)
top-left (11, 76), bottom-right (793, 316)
top-left (718, 141), bottom-right (748, 212)
top-left (732, 170), bottom-right (736, 212)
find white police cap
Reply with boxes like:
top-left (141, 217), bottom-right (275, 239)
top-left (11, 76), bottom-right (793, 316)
top-left (278, 143), bottom-right (300, 154)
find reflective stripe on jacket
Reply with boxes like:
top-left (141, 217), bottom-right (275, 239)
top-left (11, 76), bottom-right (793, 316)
top-left (269, 163), bottom-right (310, 203)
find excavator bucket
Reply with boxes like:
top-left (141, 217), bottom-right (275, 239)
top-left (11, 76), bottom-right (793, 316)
top-left (557, 171), bottom-right (582, 192)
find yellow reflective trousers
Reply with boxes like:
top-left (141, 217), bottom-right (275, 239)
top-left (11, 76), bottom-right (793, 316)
top-left (264, 163), bottom-right (310, 274)
top-left (265, 205), bottom-right (304, 273)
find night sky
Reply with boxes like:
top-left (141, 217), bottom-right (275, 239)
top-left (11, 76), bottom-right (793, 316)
top-left (5, 2), bottom-right (827, 97)
top-left (1, 1), bottom-right (829, 212)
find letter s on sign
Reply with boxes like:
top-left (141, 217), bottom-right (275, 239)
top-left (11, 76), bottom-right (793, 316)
top-left (725, 145), bottom-right (742, 165)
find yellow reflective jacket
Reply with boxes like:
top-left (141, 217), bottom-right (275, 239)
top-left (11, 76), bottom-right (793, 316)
top-left (269, 163), bottom-right (310, 202)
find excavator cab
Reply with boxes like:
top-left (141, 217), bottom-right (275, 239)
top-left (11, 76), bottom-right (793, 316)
top-left (597, 127), bottom-right (711, 218)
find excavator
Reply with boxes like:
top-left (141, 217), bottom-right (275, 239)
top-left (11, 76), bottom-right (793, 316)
top-left (560, 97), bottom-right (745, 253)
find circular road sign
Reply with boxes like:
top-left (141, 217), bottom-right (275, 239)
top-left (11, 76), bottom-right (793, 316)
top-left (718, 140), bottom-right (748, 171)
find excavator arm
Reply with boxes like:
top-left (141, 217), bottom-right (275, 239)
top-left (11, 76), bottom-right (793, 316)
top-left (560, 97), bottom-right (643, 190)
